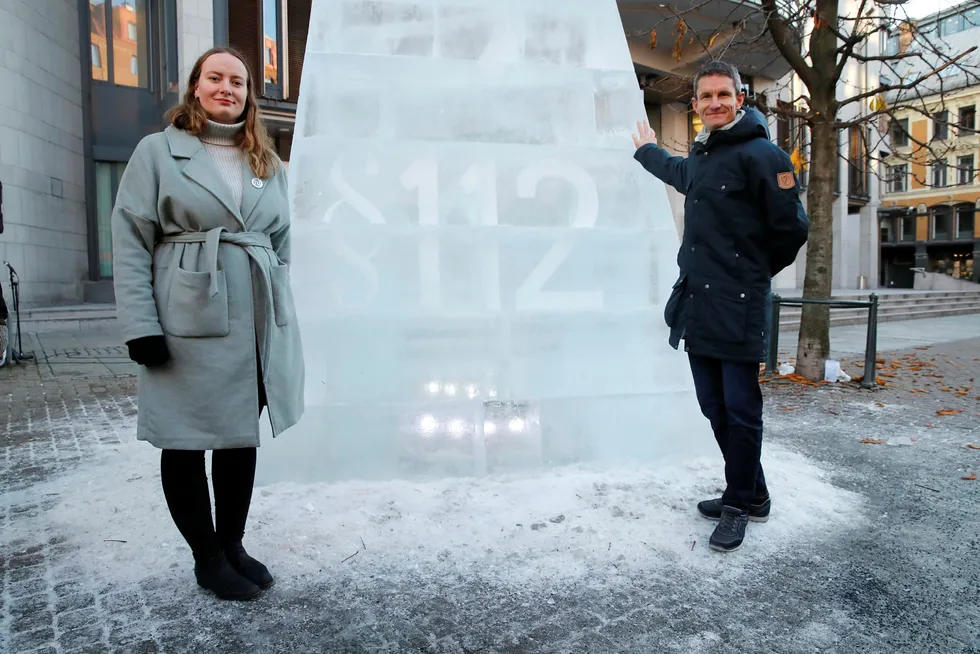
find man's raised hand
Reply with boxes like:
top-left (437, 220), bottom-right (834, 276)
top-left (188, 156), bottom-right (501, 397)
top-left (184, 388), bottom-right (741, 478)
top-left (632, 120), bottom-right (658, 149)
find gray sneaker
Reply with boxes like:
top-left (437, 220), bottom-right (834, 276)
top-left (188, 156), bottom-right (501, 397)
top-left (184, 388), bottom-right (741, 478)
top-left (697, 496), bottom-right (771, 522)
top-left (709, 506), bottom-right (750, 552)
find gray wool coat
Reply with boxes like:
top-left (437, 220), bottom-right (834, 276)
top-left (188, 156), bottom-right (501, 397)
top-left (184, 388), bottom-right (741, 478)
top-left (111, 125), bottom-right (305, 450)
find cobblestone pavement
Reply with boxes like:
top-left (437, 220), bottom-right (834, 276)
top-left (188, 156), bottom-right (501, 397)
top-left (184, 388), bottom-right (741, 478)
top-left (1, 332), bottom-right (978, 653)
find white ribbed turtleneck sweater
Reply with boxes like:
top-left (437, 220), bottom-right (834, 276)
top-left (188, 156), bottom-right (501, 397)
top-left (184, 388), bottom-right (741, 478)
top-left (199, 119), bottom-right (247, 209)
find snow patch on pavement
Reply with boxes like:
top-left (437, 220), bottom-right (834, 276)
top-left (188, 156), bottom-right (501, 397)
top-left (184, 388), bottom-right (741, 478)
top-left (1, 414), bottom-right (867, 597)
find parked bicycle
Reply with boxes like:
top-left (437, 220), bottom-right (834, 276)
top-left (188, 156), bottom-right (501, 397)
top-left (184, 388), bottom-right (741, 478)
top-left (0, 261), bottom-right (33, 368)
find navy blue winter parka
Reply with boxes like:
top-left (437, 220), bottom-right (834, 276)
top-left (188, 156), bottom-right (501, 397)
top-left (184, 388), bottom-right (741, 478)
top-left (634, 106), bottom-right (809, 362)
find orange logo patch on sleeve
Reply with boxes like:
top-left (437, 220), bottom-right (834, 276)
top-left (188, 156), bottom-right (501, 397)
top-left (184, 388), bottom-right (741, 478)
top-left (777, 172), bottom-right (795, 189)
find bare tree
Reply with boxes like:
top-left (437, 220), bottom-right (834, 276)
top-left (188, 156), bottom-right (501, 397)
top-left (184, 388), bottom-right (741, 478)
top-left (631, 0), bottom-right (980, 381)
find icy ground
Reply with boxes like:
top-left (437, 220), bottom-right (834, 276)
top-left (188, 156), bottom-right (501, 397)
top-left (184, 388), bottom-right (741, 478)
top-left (3, 339), bottom-right (979, 653)
top-left (24, 415), bottom-right (862, 589)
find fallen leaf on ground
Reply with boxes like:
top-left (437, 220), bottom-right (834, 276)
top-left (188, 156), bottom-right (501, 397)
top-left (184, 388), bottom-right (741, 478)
top-left (875, 402), bottom-right (885, 407)
top-left (937, 409), bottom-right (963, 416)
top-left (779, 407), bottom-right (796, 411)
top-left (778, 373), bottom-right (822, 387)
top-left (860, 439), bottom-right (885, 444)
top-left (910, 389), bottom-right (929, 394)
top-left (962, 473), bottom-right (977, 481)
top-left (967, 444), bottom-right (980, 450)
top-left (878, 372), bottom-right (895, 378)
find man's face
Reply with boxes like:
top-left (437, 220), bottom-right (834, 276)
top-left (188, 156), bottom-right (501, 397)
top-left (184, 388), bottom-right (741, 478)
top-left (692, 74), bottom-right (744, 131)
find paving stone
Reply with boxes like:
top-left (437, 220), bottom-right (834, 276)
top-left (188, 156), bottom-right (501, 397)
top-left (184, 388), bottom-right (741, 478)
top-left (58, 624), bottom-right (106, 651)
top-left (2, 332), bottom-right (979, 652)
top-left (9, 627), bottom-right (56, 652)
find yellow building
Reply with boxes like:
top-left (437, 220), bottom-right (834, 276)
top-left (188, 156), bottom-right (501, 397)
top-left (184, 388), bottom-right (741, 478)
top-left (878, 5), bottom-right (980, 287)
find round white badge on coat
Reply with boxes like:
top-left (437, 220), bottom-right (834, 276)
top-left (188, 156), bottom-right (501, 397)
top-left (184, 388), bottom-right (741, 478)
top-left (251, 178), bottom-right (263, 189)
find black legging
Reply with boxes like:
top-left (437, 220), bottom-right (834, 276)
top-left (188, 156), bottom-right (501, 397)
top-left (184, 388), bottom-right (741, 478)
top-left (160, 447), bottom-right (257, 562)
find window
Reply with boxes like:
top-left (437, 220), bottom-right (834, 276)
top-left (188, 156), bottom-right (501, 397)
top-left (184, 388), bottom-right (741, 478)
top-left (932, 207), bottom-right (953, 240)
top-left (229, 0), bottom-right (311, 101)
top-left (848, 126), bottom-right (869, 197)
top-left (942, 13), bottom-right (964, 35)
top-left (690, 110), bottom-right (704, 143)
top-left (957, 155), bottom-right (974, 185)
top-left (886, 33), bottom-right (900, 55)
top-left (965, 7), bottom-right (979, 28)
top-left (90, 0), bottom-right (149, 87)
top-left (933, 111), bottom-right (949, 140)
top-left (890, 118), bottom-right (909, 147)
top-left (94, 161), bottom-right (129, 278)
top-left (956, 205), bottom-right (975, 239)
top-left (900, 216), bottom-right (916, 242)
top-left (880, 218), bottom-right (894, 243)
top-left (263, 0), bottom-right (278, 85)
top-left (932, 159), bottom-right (948, 188)
top-left (959, 106), bottom-right (975, 133)
top-left (90, 1), bottom-right (108, 81)
top-left (887, 164), bottom-right (908, 193)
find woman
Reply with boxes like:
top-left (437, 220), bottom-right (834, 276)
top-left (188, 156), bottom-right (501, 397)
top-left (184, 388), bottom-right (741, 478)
top-left (111, 47), bottom-right (305, 601)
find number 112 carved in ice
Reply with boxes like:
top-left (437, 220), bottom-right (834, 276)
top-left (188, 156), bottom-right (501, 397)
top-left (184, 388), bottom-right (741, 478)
top-left (399, 157), bottom-right (604, 312)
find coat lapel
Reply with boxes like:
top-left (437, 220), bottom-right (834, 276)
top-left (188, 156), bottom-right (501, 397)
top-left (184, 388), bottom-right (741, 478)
top-left (239, 160), bottom-right (268, 227)
top-left (165, 126), bottom-right (245, 228)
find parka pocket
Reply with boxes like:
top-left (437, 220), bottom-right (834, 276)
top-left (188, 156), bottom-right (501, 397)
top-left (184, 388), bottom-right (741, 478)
top-left (164, 268), bottom-right (230, 338)
top-left (664, 274), bottom-right (686, 328)
top-left (705, 178), bottom-right (746, 195)
top-left (695, 283), bottom-right (749, 343)
top-left (270, 263), bottom-right (296, 327)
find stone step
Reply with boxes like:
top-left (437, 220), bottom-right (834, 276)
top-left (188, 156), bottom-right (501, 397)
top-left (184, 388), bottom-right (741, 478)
top-left (18, 305), bottom-right (118, 333)
top-left (778, 299), bottom-right (980, 319)
top-left (19, 291), bottom-right (980, 333)
top-left (778, 302), bottom-right (980, 331)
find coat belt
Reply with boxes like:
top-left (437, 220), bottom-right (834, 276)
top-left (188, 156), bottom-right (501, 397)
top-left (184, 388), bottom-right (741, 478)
top-left (160, 227), bottom-right (273, 298)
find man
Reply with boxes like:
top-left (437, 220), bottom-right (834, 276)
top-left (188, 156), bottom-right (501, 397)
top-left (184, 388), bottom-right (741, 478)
top-left (632, 61), bottom-right (809, 552)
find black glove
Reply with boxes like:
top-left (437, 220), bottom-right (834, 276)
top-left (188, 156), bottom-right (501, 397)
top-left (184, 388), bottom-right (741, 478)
top-left (126, 335), bottom-right (171, 367)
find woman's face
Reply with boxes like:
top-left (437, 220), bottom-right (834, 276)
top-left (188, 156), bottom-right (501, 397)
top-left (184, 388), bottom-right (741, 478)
top-left (194, 53), bottom-right (249, 124)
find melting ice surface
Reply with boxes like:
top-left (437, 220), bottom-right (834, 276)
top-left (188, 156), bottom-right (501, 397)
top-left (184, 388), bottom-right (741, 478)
top-left (259, 0), bottom-right (712, 484)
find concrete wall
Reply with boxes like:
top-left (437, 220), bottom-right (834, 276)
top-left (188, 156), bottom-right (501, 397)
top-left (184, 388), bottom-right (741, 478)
top-left (176, 0), bottom-right (214, 91)
top-left (0, 0), bottom-right (87, 307)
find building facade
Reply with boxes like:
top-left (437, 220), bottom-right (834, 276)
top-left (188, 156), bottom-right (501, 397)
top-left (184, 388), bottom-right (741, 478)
top-left (878, 2), bottom-right (980, 287)
top-left (2, 0), bottom-right (830, 307)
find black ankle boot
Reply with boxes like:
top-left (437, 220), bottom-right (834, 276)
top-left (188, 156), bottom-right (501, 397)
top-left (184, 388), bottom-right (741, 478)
top-left (224, 541), bottom-right (274, 588)
top-left (194, 552), bottom-right (262, 600)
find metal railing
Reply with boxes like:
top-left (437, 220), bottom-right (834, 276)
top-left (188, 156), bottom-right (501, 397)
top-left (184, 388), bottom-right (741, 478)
top-left (766, 293), bottom-right (879, 388)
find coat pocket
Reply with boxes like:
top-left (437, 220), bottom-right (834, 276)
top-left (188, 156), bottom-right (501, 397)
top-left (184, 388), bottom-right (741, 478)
top-left (164, 268), bottom-right (230, 338)
top-left (664, 275), bottom-right (686, 328)
top-left (270, 263), bottom-right (296, 327)
top-left (695, 283), bottom-right (749, 343)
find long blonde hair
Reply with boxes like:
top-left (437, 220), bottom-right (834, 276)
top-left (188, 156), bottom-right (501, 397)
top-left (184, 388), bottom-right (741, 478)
top-left (166, 47), bottom-right (279, 179)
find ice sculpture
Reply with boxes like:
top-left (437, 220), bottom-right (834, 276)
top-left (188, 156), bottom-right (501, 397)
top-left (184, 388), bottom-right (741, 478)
top-left (257, 0), bottom-right (712, 484)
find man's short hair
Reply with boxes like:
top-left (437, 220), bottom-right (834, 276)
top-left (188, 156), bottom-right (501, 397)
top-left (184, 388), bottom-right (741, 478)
top-left (692, 61), bottom-right (743, 96)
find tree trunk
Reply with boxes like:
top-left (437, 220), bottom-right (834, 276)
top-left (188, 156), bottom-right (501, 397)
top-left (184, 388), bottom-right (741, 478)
top-left (795, 115), bottom-right (835, 380)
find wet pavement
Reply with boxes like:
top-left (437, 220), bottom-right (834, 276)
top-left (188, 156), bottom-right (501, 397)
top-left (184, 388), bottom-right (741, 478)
top-left (1, 323), bottom-right (978, 653)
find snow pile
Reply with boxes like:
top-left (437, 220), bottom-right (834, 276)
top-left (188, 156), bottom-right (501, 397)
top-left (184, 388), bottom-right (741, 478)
top-left (2, 418), bottom-right (865, 594)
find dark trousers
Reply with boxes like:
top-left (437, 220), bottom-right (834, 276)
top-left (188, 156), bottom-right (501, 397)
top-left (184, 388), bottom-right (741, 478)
top-left (688, 353), bottom-right (768, 510)
top-left (160, 448), bottom-right (257, 562)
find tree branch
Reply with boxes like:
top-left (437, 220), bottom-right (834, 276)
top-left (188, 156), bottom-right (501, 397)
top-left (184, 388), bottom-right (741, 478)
top-left (760, 0), bottom-right (818, 91)
top-left (837, 46), bottom-right (977, 109)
